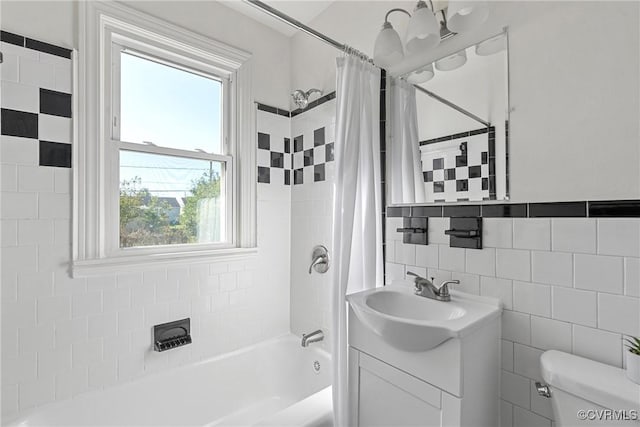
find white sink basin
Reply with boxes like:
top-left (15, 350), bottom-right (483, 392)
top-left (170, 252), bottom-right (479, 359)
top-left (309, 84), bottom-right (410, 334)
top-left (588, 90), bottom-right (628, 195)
top-left (347, 284), bottom-right (501, 352)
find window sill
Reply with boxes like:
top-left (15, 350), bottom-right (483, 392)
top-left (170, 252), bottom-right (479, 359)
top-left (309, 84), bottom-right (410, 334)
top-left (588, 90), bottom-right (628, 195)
top-left (71, 247), bottom-right (258, 278)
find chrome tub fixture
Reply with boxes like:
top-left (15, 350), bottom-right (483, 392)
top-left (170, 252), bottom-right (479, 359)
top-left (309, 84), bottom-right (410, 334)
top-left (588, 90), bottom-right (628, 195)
top-left (301, 329), bottom-right (325, 347)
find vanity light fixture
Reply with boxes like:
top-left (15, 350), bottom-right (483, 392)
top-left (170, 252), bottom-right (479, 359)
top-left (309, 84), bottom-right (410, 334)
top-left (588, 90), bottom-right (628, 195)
top-left (373, 0), bottom-right (490, 70)
top-left (373, 8), bottom-right (410, 68)
top-left (435, 48), bottom-right (467, 71)
top-left (405, 1), bottom-right (441, 54)
top-left (406, 63), bottom-right (435, 84)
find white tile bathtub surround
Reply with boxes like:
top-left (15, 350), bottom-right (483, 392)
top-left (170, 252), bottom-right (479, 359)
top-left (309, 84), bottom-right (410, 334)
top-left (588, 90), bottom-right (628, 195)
top-left (386, 215), bottom-right (640, 426)
top-left (1, 60), bottom-right (291, 422)
top-left (289, 100), bottom-right (335, 346)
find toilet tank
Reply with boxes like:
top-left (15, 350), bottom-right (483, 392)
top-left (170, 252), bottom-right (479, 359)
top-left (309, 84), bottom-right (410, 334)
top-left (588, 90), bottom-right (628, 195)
top-left (540, 350), bottom-right (640, 427)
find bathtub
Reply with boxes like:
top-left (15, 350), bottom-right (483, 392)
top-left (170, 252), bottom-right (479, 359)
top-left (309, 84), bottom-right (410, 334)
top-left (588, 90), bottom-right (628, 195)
top-left (8, 334), bottom-right (333, 426)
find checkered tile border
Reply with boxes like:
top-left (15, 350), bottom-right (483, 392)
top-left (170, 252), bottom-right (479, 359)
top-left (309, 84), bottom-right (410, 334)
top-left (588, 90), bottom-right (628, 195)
top-left (257, 127), bottom-right (335, 185)
top-left (1, 31), bottom-right (72, 168)
top-left (420, 127), bottom-right (496, 202)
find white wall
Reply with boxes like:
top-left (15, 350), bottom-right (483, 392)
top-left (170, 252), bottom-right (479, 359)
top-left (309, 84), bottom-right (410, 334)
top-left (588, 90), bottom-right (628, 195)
top-left (292, 1), bottom-right (640, 203)
top-left (386, 215), bottom-right (640, 427)
top-left (0, 0), bottom-right (293, 109)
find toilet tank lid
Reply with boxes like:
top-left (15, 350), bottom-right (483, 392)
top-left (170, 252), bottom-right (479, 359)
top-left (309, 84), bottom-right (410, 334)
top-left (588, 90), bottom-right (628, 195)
top-left (541, 350), bottom-right (640, 411)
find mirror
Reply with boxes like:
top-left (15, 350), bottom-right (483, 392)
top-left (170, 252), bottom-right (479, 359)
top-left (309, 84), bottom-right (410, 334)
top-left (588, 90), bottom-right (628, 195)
top-left (389, 31), bottom-right (509, 205)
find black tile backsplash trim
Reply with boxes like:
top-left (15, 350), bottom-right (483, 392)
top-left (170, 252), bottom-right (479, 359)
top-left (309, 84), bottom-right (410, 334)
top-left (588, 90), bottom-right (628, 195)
top-left (529, 202), bottom-right (586, 218)
top-left (420, 127), bottom-right (489, 146)
top-left (256, 103), bottom-right (290, 118)
top-left (25, 38), bottom-right (72, 59)
top-left (387, 207), bottom-right (411, 217)
top-left (1, 31), bottom-right (72, 58)
top-left (481, 204), bottom-right (527, 218)
top-left (588, 200), bottom-right (640, 217)
top-left (257, 92), bottom-right (337, 119)
top-left (411, 206), bottom-right (443, 217)
top-left (444, 205), bottom-right (481, 217)
top-left (388, 200), bottom-right (640, 218)
top-left (1, 30), bottom-right (24, 46)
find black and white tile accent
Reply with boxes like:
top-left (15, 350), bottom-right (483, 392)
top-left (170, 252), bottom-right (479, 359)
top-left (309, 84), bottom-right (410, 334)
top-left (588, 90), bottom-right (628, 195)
top-left (257, 126), bottom-right (335, 185)
top-left (257, 97), bottom-right (337, 187)
top-left (1, 31), bottom-right (73, 168)
top-left (419, 127), bottom-right (495, 202)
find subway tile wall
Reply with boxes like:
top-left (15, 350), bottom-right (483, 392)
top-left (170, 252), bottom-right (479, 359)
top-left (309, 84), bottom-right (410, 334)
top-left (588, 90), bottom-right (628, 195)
top-left (289, 100), bottom-right (335, 350)
top-left (386, 215), bottom-right (640, 427)
top-left (0, 36), bottom-right (290, 422)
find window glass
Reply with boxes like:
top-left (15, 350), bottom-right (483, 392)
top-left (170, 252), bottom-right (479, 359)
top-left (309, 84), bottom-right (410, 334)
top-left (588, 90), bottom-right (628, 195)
top-left (119, 150), bottom-right (224, 248)
top-left (120, 51), bottom-right (223, 154)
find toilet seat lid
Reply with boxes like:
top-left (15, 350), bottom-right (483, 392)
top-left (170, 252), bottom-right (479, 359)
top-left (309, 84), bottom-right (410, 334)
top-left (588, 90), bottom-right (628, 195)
top-left (541, 350), bottom-right (640, 411)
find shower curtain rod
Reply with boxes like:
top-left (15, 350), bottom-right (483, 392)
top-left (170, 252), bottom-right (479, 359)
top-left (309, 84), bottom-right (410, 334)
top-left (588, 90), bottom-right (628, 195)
top-left (245, 0), bottom-right (490, 128)
top-left (413, 85), bottom-right (490, 127)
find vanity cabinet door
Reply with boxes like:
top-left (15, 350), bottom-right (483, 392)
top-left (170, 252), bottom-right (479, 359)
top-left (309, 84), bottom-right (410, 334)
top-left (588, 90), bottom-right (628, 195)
top-left (350, 349), bottom-right (444, 427)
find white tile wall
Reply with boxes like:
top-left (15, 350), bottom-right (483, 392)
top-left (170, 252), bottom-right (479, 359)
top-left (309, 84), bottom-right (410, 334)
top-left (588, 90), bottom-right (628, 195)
top-left (386, 215), bottom-right (640, 427)
top-left (0, 44), bottom-right (291, 422)
top-left (289, 101), bottom-right (335, 348)
top-left (574, 254), bottom-right (623, 294)
top-left (513, 219), bottom-right (551, 251)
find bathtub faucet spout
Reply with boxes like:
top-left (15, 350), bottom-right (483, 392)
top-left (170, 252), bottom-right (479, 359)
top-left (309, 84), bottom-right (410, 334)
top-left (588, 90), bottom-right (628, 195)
top-left (301, 329), bottom-right (324, 347)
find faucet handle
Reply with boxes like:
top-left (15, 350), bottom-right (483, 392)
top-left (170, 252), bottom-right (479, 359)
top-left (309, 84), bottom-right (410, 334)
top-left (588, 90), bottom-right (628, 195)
top-left (438, 280), bottom-right (460, 297)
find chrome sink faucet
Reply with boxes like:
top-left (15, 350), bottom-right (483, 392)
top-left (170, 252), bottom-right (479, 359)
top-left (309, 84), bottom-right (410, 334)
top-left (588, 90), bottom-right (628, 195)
top-left (407, 272), bottom-right (459, 302)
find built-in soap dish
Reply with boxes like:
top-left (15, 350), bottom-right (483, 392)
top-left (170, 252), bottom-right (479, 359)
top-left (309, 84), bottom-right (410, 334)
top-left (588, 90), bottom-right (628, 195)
top-left (154, 318), bottom-right (192, 352)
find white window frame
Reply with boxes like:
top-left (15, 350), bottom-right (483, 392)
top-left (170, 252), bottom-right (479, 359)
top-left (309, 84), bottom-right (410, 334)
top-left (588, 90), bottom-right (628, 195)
top-left (74, 1), bottom-right (257, 277)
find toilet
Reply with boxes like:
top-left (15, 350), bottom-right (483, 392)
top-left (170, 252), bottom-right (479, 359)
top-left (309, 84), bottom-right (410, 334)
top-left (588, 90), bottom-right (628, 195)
top-left (540, 350), bottom-right (640, 426)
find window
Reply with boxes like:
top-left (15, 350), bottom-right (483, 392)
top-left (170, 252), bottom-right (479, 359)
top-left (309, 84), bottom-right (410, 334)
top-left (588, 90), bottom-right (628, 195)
top-left (114, 49), bottom-right (230, 248)
top-left (74, 2), bottom-right (256, 275)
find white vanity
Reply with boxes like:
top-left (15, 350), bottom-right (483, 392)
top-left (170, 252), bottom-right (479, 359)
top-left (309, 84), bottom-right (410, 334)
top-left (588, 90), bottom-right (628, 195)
top-left (347, 283), bottom-right (502, 427)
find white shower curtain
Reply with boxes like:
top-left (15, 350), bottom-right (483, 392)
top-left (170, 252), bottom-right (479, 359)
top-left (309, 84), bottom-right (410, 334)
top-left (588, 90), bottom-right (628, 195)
top-left (331, 55), bottom-right (384, 427)
top-left (389, 78), bottom-right (426, 204)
